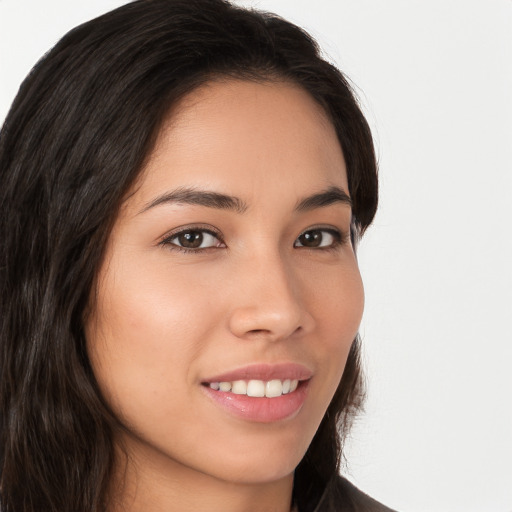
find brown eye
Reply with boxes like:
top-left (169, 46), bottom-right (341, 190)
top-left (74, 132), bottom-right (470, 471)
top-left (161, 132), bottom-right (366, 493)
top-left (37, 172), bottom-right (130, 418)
top-left (297, 230), bottom-right (322, 247)
top-left (165, 229), bottom-right (224, 250)
top-left (177, 231), bottom-right (204, 248)
top-left (294, 229), bottom-right (339, 248)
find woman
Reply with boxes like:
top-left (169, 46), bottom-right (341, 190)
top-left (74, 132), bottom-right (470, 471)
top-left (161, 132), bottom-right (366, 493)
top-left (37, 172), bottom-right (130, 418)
top-left (0, 1), bottom-right (394, 510)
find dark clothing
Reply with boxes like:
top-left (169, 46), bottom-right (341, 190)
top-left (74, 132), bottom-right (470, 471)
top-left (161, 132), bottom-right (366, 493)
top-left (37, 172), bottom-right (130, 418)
top-left (311, 475), bottom-right (397, 512)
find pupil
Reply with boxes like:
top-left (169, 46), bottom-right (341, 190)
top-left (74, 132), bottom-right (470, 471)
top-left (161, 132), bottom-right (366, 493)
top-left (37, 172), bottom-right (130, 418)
top-left (300, 230), bottom-right (322, 247)
top-left (179, 231), bottom-right (203, 248)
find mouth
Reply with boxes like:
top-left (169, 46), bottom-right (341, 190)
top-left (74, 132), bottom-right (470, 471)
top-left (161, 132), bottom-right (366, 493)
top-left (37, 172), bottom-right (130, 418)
top-left (203, 378), bottom-right (301, 398)
top-left (201, 363), bottom-right (312, 422)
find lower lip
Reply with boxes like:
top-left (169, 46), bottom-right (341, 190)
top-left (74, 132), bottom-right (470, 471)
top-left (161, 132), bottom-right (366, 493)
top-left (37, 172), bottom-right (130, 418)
top-left (202, 381), bottom-right (309, 423)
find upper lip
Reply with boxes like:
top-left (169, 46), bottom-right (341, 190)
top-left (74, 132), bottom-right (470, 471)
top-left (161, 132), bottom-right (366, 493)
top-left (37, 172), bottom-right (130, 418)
top-left (202, 363), bottom-right (313, 383)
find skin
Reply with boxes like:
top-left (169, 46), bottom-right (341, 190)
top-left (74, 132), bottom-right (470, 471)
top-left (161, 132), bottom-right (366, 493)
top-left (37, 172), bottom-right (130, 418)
top-left (86, 79), bottom-right (364, 512)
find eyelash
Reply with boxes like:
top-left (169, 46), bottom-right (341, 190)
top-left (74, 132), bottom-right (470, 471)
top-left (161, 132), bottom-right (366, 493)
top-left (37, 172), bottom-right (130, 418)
top-left (295, 227), bottom-right (348, 251)
top-left (159, 225), bottom-right (225, 254)
top-left (159, 225), bottom-right (349, 254)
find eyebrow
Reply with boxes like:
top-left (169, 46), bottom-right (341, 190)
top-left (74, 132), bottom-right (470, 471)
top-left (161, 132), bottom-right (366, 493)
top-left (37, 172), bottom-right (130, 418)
top-left (138, 185), bottom-right (351, 215)
top-left (139, 186), bottom-right (248, 214)
top-left (294, 186), bottom-right (352, 211)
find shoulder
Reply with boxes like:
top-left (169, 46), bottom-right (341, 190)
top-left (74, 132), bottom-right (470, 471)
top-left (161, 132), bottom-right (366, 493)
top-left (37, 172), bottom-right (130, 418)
top-left (314, 475), bottom-right (398, 512)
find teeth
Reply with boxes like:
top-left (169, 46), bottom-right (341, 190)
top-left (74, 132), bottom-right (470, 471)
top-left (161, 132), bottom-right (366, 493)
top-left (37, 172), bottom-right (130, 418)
top-left (231, 380), bottom-right (247, 395)
top-left (265, 379), bottom-right (283, 398)
top-left (247, 379), bottom-right (265, 397)
top-left (218, 381), bottom-right (232, 392)
top-left (209, 378), bottom-right (300, 397)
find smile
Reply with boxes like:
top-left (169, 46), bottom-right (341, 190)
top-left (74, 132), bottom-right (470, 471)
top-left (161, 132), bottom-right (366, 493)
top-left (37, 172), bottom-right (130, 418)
top-left (202, 364), bottom-right (312, 423)
top-left (208, 379), bottom-right (299, 397)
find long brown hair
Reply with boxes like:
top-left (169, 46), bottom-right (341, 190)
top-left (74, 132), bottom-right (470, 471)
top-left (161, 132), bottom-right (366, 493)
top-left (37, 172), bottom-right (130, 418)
top-left (0, 1), bottom-right (377, 510)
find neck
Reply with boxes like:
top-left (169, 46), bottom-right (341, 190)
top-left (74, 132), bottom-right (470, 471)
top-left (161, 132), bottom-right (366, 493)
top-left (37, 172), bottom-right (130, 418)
top-left (107, 440), bottom-right (295, 512)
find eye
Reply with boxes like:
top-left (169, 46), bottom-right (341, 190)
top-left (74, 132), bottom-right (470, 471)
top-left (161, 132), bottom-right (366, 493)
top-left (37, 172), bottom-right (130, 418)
top-left (161, 228), bottom-right (225, 251)
top-left (294, 228), bottom-right (342, 249)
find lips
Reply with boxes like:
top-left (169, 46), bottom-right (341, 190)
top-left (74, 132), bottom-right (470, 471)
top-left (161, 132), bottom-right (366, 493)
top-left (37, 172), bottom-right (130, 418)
top-left (201, 363), bottom-right (312, 423)
top-left (202, 362), bottom-right (313, 383)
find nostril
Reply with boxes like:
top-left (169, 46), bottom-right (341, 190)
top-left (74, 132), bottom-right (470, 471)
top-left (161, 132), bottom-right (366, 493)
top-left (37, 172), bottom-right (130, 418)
top-left (228, 303), bottom-right (309, 341)
top-left (245, 325), bottom-right (302, 339)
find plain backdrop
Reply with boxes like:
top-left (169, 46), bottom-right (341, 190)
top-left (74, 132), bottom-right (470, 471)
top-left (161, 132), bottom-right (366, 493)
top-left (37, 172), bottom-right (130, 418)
top-left (1, 1), bottom-right (511, 511)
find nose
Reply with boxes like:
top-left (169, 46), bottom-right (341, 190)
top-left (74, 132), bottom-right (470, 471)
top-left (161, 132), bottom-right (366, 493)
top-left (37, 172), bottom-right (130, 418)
top-left (228, 253), bottom-right (314, 342)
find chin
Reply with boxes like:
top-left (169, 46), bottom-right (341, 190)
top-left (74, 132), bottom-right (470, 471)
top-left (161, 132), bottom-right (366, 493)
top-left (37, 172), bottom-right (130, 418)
top-left (204, 455), bottom-right (299, 486)
top-left (196, 428), bottom-right (312, 485)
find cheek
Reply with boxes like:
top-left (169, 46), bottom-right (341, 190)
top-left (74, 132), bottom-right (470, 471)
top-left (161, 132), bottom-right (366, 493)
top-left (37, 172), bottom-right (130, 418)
top-left (85, 255), bottom-right (219, 414)
top-left (307, 260), bottom-right (364, 345)
top-left (304, 260), bottom-right (364, 393)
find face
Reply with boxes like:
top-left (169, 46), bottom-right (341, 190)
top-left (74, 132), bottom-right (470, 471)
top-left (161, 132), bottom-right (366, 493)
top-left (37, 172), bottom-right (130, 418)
top-left (86, 80), bottom-right (364, 488)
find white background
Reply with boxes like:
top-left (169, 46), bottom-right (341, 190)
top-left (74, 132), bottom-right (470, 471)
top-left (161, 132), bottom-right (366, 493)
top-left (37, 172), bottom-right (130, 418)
top-left (1, 1), bottom-right (511, 511)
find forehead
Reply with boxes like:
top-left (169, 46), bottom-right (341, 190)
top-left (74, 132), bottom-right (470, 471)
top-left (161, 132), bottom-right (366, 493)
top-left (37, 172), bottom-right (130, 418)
top-left (127, 79), bottom-right (348, 213)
